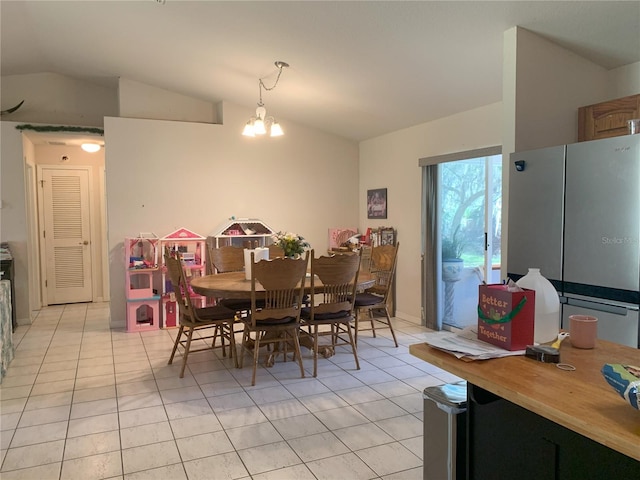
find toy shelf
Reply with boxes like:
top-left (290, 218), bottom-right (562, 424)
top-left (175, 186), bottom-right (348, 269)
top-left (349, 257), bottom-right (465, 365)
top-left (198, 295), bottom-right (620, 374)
top-left (125, 235), bottom-right (160, 332)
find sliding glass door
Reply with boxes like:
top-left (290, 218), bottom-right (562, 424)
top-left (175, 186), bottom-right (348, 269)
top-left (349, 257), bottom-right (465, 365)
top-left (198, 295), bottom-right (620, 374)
top-left (439, 154), bottom-right (502, 329)
top-left (420, 146), bottom-right (502, 331)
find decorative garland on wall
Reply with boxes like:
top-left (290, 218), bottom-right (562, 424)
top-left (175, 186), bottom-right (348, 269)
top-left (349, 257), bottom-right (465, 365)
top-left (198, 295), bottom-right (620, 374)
top-left (15, 124), bottom-right (104, 136)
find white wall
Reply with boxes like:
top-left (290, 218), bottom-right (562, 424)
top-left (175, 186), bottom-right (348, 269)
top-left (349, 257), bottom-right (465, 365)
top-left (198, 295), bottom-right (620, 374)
top-left (118, 78), bottom-right (218, 124)
top-left (0, 73), bottom-right (118, 127)
top-left (511, 27), bottom-right (610, 152)
top-left (359, 103), bottom-right (503, 324)
top-left (105, 101), bottom-right (359, 328)
top-left (0, 122), bottom-right (30, 324)
top-left (608, 62), bottom-right (640, 99)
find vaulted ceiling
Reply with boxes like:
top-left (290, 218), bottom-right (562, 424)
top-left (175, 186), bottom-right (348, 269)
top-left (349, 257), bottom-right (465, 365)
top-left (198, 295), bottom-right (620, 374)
top-left (2, 1), bottom-right (639, 141)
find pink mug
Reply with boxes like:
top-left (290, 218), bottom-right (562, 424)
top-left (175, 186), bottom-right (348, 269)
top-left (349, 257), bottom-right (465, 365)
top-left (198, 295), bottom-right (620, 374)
top-left (569, 315), bottom-right (598, 349)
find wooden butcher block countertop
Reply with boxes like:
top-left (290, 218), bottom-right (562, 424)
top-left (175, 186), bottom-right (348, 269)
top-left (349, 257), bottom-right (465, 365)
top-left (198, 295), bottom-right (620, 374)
top-left (410, 338), bottom-right (640, 461)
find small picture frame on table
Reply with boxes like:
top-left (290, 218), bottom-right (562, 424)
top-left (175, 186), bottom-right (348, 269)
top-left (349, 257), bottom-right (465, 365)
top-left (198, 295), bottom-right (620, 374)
top-left (380, 228), bottom-right (395, 246)
top-left (367, 188), bottom-right (387, 219)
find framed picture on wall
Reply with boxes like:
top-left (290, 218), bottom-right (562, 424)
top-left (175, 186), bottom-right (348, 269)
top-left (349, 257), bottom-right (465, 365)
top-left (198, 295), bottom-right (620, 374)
top-left (367, 188), bottom-right (387, 219)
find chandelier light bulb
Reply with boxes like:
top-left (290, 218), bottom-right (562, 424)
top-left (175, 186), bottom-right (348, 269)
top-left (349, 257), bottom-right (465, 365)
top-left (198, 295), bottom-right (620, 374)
top-left (270, 122), bottom-right (284, 137)
top-left (242, 122), bottom-right (255, 137)
top-left (254, 118), bottom-right (266, 135)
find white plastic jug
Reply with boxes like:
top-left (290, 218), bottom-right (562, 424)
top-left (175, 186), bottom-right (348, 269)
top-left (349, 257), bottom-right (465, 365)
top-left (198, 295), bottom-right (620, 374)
top-left (516, 268), bottom-right (560, 344)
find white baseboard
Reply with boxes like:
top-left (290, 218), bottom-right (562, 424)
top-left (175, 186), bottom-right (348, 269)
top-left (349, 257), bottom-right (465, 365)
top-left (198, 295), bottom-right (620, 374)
top-left (394, 311), bottom-right (422, 325)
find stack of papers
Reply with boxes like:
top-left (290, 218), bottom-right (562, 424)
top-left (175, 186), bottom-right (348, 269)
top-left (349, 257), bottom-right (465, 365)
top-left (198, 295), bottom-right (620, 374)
top-left (423, 326), bottom-right (525, 360)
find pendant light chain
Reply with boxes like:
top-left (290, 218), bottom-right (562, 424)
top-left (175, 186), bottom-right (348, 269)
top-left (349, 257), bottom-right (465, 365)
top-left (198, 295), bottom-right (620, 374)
top-left (257, 63), bottom-right (287, 106)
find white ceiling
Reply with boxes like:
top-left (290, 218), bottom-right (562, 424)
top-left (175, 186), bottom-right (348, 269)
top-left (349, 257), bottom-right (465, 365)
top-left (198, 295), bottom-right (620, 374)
top-left (2, 1), bottom-right (639, 142)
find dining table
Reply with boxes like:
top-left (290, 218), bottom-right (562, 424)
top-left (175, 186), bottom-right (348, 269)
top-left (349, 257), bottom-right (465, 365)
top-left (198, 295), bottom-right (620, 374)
top-left (190, 269), bottom-right (376, 362)
top-left (190, 270), bottom-right (376, 299)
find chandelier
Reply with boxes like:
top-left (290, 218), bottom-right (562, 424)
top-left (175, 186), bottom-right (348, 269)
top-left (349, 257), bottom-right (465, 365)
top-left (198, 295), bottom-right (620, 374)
top-left (242, 61), bottom-right (289, 137)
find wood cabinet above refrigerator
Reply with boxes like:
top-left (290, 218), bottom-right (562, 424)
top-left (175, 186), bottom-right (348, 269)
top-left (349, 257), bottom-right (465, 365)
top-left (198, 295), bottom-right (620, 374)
top-left (578, 93), bottom-right (640, 142)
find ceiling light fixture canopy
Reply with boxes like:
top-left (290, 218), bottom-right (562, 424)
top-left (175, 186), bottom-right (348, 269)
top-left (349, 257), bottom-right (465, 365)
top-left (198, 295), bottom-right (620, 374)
top-left (81, 143), bottom-right (101, 153)
top-left (242, 61), bottom-right (289, 138)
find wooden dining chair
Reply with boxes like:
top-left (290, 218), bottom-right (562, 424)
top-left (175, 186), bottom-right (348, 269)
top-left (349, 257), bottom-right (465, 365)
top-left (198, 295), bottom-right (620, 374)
top-left (165, 254), bottom-right (238, 377)
top-left (359, 245), bottom-right (372, 272)
top-left (353, 243), bottom-right (399, 347)
top-left (238, 252), bottom-right (309, 386)
top-left (301, 250), bottom-right (361, 377)
top-left (268, 244), bottom-right (285, 259)
top-left (208, 245), bottom-right (253, 316)
top-left (208, 245), bottom-right (245, 274)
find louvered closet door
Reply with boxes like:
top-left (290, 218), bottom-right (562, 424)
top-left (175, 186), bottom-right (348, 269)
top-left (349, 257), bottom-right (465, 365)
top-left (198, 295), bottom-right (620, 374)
top-left (42, 168), bottom-right (93, 304)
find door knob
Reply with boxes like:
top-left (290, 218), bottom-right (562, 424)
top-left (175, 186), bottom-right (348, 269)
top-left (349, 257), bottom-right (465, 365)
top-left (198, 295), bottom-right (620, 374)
top-left (80, 240), bottom-right (89, 245)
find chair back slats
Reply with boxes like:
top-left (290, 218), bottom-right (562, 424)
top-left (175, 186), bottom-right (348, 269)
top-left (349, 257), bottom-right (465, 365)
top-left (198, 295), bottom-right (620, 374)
top-left (209, 245), bottom-right (245, 273)
top-left (360, 246), bottom-right (372, 272)
top-left (263, 289), bottom-right (297, 310)
top-left (250, 254), bottom-right (308, 326)
top-left (164, 254), bottom-right (195, 320)
top-left (310, 251), bottom-right (361, 316)
top-left (319, 285), bottom-right (351, 304)
top-left (367, 243), bottom-right (399, 301)
top-left (370, 244), bottom-right (397, 271)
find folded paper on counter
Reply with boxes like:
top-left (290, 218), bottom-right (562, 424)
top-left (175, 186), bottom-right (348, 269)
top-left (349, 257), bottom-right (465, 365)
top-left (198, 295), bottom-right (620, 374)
top-left (423, 326), bottom-right (526, 361)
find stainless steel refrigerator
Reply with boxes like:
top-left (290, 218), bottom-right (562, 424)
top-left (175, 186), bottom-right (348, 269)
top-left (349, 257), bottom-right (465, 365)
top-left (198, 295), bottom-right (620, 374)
top-left (507, 135), bottom-right (639, 348)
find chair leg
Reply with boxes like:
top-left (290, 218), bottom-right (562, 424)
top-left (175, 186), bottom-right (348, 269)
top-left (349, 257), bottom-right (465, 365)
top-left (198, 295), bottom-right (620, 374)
top-left (211, 325), bottom-right (219, 348)
top-left (239, 327), bottom-right (250, 369)
top-left (313, 325), bottom-right (319, 378)
top-left (353, 309), bottom-right (360, 346)
top-left (384, 307), bottom-right (399, 347)
top-left (368, 309), bottom-right (377, 338)
top-left (330, 324), bottom-right (336, 349)
top-left (215, 325), bottom-right (228, 359)
top-left (281, 332), bottom-right (289, 363)
top-left (168, 325), bottom-right (184, 365)
top-left (251, 334), bottom-right (262, 387)
top-left (180, 327), bottom-right (194, 378)
top-left (346, 321), bottom-right (360, 370)
top-left (227, 324), bottom-right (238, 369)
top-left (291, 328), bottom-right (305, 380)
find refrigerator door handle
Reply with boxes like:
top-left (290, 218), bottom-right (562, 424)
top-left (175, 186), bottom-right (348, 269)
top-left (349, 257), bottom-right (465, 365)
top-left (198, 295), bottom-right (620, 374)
top-left (565, 297), bottom-right (632, 316)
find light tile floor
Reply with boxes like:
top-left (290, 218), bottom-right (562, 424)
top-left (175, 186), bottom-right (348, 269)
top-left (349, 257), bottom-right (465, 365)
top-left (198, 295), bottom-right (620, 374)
top-left (1, 303), bottom-right (460, 479)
